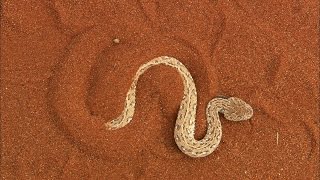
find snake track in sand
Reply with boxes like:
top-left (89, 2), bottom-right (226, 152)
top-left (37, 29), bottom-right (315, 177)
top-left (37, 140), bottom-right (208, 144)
top-left (105, 56), bottom-right (253, 158)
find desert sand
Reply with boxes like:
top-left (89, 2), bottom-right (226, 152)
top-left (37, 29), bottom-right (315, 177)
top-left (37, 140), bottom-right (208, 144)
top-left (1, 0), bottom-right (319, 179)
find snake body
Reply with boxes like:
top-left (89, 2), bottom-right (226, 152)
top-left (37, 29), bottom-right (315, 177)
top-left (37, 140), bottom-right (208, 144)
top-left (105, 56), bottom-right (253, 158)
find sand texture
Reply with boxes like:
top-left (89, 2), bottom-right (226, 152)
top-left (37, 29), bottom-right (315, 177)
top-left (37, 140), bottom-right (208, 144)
top-left (1, 0), bottom-right (319, 179)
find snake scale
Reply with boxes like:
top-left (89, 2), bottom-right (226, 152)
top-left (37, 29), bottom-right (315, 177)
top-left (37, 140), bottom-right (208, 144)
top-left (105, 56), bottom-right (253, 158)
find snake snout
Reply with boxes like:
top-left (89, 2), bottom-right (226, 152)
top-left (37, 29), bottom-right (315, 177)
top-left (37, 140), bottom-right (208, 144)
top-left (223, 97), bottom-right (253, 121)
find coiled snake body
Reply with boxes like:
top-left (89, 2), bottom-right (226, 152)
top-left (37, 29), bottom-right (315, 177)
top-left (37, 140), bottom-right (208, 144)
top-left (105, 56), bottom-right (253, 158)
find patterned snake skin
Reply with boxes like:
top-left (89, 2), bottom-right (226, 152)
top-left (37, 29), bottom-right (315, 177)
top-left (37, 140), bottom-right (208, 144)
top-left (105, 56), bottom-right (253, 158)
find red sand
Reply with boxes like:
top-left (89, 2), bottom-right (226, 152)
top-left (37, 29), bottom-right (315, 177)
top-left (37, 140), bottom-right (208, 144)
top-left (1, 0), bottom-right (319, 179)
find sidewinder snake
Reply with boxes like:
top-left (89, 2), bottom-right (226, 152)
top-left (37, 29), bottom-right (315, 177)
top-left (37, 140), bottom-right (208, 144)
top-left (105, 56), bottom-right (253, 158)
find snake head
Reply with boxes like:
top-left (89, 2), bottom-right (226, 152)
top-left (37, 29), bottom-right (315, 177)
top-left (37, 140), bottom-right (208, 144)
top-left (223, 97), bottom-right (253, 121)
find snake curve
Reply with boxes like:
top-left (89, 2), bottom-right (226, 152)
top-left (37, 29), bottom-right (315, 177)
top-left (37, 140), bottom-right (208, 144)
top-left (105, 56), bottom-right (253, 158)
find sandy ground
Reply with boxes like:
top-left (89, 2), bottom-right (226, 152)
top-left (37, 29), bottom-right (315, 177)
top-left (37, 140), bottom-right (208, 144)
top-left (1, 0), bottom-right (319, 179)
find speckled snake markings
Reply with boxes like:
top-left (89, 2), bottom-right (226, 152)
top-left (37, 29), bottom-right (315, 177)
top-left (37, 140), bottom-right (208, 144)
top-left (105, 56), bottom-right (253, 158)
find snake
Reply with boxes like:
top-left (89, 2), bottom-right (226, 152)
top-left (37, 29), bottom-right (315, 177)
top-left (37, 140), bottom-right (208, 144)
top-left (105, 56), bottom-right (253, 158)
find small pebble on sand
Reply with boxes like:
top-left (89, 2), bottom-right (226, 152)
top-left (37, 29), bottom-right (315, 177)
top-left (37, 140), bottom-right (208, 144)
top-left (113, 38), bottom-right (120, 44)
